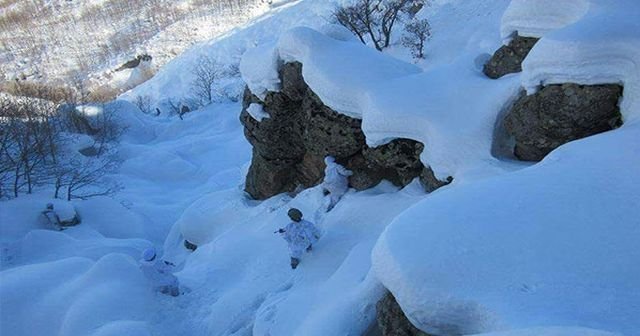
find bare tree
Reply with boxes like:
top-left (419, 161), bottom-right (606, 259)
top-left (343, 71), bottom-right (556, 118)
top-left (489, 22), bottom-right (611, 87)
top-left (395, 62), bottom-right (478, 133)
top-left (135, 95), bottom-right (152, 114)
top-left (0, 94), bottom-right (59, 197)
top-left (55, 155), bottom-right (121, 201)
top-left (0, 89), bottom-right (124, 200)
top-left (402, 18), bottom-right (431, 59)
top-left (333, 0), bottom-right (423, 51)
top-left (190, 55), bottom-right (222, 106)
top-left (92, 103), bottom-right (127, 156)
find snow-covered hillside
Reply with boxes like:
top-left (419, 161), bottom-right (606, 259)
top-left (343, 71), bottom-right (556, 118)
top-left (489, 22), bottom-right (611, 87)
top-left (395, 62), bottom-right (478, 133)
top-left (0, 0), bottom-right (273, 92)
top-left (1, 0), bottom-right (638, 336)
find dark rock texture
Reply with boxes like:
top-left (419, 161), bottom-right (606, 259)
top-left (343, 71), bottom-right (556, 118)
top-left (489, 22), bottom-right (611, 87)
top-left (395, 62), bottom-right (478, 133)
top-left (376, 292), bottom-right (431, 336)
top-left (505, 83), bottom-right (623, 161)
top-left (244, 149), bottom-right (299, 199)
top-left (363, 140), bottom-right (425, 187)
top-left (420, 166), bottom-right (453, 193)
top-left (240, 62), bottom-right (449, 199)
top-left (483, 35), bottom-right (539, 79)
top-left (303, 90), bottom-right (366, 158)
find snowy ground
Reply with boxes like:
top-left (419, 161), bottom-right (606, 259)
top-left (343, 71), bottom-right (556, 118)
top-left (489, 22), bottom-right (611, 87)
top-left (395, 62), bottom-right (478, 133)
top-left (1, 0), bottom-right (639, 335)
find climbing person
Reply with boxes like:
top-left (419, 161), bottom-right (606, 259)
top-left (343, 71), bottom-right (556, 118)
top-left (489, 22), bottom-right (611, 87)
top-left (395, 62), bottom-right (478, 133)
top-left (277, 208), bottom-right (321, 269)
top-left (40, 203), bottom-right (62, 230)
top-left (139, 247), bottom-right (180, 296)
top-left (321, 156), bottom-right (352, 211)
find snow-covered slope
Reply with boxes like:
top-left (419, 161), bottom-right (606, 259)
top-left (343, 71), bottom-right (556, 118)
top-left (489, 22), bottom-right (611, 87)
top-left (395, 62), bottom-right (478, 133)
top-left (122, 0), bottom-right (342, 109)
top-left (2, 0), bottom-right (639, 336)
top-left (0, 0), bottom-right (272, 93)
top-left (371, 1), bottom-right (640, 335)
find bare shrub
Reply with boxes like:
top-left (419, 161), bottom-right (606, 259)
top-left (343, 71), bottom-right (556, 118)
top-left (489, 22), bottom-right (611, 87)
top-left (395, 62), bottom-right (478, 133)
top-left (135, 95), bottom-right (152, 114)
top-left (190, 55), bottom-right (223, 107)
top-left (402, 18), bottom-right (431, 59)
top-left (333, 0), bottom-right (424, 51)
top-left (0, 92), bottom-right (123, 200)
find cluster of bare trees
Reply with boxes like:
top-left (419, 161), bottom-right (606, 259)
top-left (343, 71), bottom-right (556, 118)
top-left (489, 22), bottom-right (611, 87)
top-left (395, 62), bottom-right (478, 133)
top-left (1, 0), bottom-right (267, 90)
top-left (0, 84), bottom-right (124, 200)
top-left (190, 55), bottom-right (242, 108)
top-left (333, 0), bottom-right (431, 59)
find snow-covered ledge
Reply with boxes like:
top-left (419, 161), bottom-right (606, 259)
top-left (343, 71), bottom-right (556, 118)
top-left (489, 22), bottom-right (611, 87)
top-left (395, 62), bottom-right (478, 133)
top-left (521, 1), bottom-right (640, 122)
top-left (500, 0), bottom-right (590, 42)
top-left (240, 26), bottom-right (521, 181)
top-left (240, 25), bottom-right (421, 119)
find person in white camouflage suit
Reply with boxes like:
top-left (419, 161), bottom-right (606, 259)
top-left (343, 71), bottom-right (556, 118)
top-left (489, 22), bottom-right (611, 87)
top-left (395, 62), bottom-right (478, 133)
top-left (139, 247), bottom-right (180, 296)
top-left (322, 156), bottom-right (352, 211)
top-left (277, 208), bottom-right (321, 269)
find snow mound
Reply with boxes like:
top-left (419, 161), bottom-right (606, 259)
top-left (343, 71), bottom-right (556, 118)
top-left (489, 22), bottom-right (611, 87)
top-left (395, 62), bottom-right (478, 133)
top-left (473, 327), bottom-right (619, 336)
top-left (241, 26), bottom-right (421, 118)
top-left (372, 124), bottom-right (640, 335)
top-left (362, 58), bottom-right (521, 180)
top-left (500, 0), bottom-right (590, 40)
top-left (0, 253), bottom-right (153, 336)
top-left (521, 0), bottom-right (640, 122)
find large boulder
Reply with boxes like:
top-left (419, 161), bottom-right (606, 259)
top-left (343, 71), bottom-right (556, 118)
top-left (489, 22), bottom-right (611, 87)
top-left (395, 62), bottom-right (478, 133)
top-left (376, 292), bottom-right (431, 336)
top-left (303, 90), bottom-right (366, 158)
top-left (240, 61), bottom-right (450, 199)
top-left (504, 84), bottom-right (623, 161)
top-left (244, 149), bottom-right (298, 199)
top-left (483, 35), bottom-right (539, 79)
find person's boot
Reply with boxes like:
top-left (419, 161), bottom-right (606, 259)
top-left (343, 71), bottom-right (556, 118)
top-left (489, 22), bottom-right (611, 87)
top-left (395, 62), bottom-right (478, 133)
top-left (290, 257), bottom-right (300, 269)
top-left (306, 244), bottom-right (312, 252)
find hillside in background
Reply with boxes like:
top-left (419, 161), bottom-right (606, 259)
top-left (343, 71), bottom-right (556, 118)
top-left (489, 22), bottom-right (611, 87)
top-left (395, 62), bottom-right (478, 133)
top-left (0, 0), bottom-right (273, 96)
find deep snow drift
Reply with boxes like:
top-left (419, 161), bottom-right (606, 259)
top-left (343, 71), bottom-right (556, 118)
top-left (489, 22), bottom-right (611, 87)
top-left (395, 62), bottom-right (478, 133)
top-left (372, 0), bottom-right (640, 335)
top-left (2, 0), bottom-right (639, 335)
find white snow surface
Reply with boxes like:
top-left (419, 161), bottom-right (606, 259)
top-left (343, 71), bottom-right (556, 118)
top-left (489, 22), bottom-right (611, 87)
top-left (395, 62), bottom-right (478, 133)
top-left (3, 0), bottom-right (640, 335)
top-left (362, 60), bottom-right (521, 179)
top-left (241, 26), bottom-right (421, 118)
top-left (500, 0), bottom-right (590, 40)
top-left (472, 327), bottom-right (619, 336)
top-left (373, 124), bottom-right (640, 335)
top-left (372, 1), bottom-right (640, 335)
top-left (521, 0), bottom-right (640, 122)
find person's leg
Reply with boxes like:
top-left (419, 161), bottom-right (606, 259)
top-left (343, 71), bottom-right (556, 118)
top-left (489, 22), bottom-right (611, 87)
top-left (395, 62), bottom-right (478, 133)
top-left (290, 257), bottom-right (300, 269)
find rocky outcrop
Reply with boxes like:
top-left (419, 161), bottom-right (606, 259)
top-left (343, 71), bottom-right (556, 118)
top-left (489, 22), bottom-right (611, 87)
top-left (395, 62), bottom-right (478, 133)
top-left (240, 62), bottom-right (450, 199)
top-left (483, 35), bottom-right (539, 79)
top-left (376, 292), bottom-right (431, 336)
top-left (505, 83), bottom-right (623, 161)
top-left (419, 167), bottom-right (453, 193)
top-left (116, 54), bottom-right (152, 72)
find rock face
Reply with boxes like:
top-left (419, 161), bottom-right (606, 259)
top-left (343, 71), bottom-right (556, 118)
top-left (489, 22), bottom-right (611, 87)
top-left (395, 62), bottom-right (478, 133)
top-left (483, 35), bottom-right (539, 79)
top-left (505, 83), bottom-right (623, 161)
top-left (376, 292), bottom-right (431, 336)
top-left (240, 62), bottom-right (450, 199)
